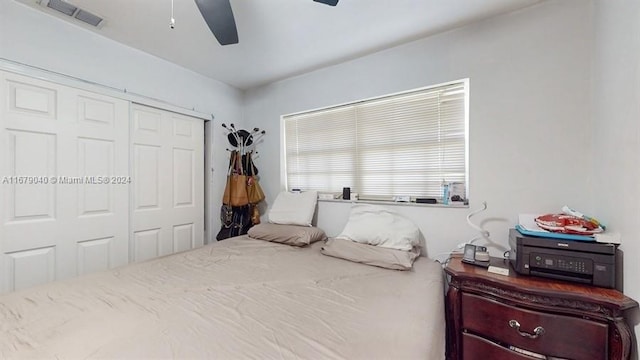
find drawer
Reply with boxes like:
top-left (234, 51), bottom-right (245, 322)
top-left (461, 292), bottom-right (608, 360)
top-left (462, 332), bottom-right (537, 360)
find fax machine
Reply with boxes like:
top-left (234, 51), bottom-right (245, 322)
top-left (509, 229), bottom-right (620, 289)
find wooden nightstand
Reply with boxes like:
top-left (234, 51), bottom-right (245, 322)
top-left (445, 257), bottom-right (638, 360)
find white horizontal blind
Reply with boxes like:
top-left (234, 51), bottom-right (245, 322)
top-left (284, 80), bottom-right (467, 200)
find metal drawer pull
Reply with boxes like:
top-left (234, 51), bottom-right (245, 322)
top-left (508, 320), bottom-right (545, 339)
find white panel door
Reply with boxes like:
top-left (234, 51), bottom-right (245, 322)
top-left (131, 104), bottom-right (204, 262)
top-left (67, 89), bottom-right (129, 276)
top-left (0, 71), bottom-right (129, 293)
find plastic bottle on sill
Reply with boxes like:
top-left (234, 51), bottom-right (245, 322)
top-left (442, 183), bottom-right (450, 205)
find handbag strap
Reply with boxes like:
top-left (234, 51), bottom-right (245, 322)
top-left (227, 151), bottom-right (236, 176)
top-left (245, 151), bottom-right (253, 176)
top-left (234, 150), bottom-right (244, 175)
top-left (248, 151), bottom-right (258, 176)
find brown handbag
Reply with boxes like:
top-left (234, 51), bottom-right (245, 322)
top-left (228, 174), bottom-right (249, 206)
top-left (222, 151), bottom-right (249, 206)
top-left (247, 176), bottom-right (265, 204)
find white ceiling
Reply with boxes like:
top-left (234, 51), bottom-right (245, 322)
top-left (19, 0), bottom-right (541, 90)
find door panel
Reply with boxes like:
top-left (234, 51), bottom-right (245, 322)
top-left (78, 95), bottom-right (115, 127)
top-left (8, 80), bottom-right (57, 119)
top-left (131, 104), bottom-right (204, 261)
top-left (0, 71), bottom-right (129, 293)
top-left (133, 228), bottom-right (161, 262)
top-left (174, 223), bottom-right (194, 253)
top-left (134, 144), bottom-right (161, 210)
top-left (77, 237), bottom-right (113, 276)
top-left (6, 130), bottom-right (56, 221)
top-left (173, 147), bottom-right (195, 207)
top-left (65, 88), bottom-right (129, 279)
top-left (7, 247), bottom-right (56, 291)
top-left (77, 138), bottom-right (114, 216)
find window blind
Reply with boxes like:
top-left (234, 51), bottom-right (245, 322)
top-left (283, 80), bottom-right (467, 200)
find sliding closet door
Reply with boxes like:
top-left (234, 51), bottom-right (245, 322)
top-left (131, 104), bottom-right (204, 262)
top-left (0, 71), bottom-right (129, 293)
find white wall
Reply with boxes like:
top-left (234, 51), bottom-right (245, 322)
top-left (0, 0), bottom-right (245, 242)
top-left (592, 0), bottom-right (640, 356)
top-left (243, 0), bottom-right (593, 258)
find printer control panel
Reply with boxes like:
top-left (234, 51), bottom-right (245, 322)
top-left (531, 252), bottom-right (593, 274)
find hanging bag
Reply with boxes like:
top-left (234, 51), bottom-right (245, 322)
top-left (247, 177), bottom-right (265, 204)
top-left (217, 204), bottom-right (251, 240)
top-left (222, 151), bottom-right (250, 206)
top-left (230, 151), bottom-right (250, 206)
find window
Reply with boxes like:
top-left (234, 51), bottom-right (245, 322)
top-left (283, 79), bottom-right (468, 201)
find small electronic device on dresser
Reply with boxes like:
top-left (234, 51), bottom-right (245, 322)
top-left (508, 229), bottom-right (620, 290)
top-left (462, 244), bottom-right (490, 266)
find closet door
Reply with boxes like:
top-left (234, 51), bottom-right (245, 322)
top-left (0, 71), bottom-right (129, 293)
top-left (131, 104), bottom-right (204, 262)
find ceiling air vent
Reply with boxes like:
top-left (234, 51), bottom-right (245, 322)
top-left (46, 0), bottom-right (77, 16)
top-left (39, 0), bottom-right (105, 28)
top-left (74, 9), bottom-right (103, 27)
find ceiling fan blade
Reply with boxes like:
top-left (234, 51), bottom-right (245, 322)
top-left (313, 0), bottom-right (339, 6)
top-left (194, 0), bottom-right (239, 45)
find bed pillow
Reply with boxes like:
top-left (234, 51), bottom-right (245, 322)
top-left (336, 204), bottom-right (420, 251)
top-left (321, 238), bottom-right (420, 270)
top-left (248, 223), bottom-right (327, 247)
top-left (268, 190), bottom-right (318, 226)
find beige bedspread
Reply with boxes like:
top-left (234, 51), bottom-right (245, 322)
top-left (0, 236), bottom-right (445, 359)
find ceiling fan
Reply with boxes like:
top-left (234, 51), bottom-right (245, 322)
top-left (194, 0), bottom-right (339, 46)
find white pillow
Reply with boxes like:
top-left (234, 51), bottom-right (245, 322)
top-left (336, 204), bottom-right (420, 251)
top-left (268, 190), bottom-right (318, 226)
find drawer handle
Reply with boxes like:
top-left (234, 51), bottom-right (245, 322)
top-left (508, 320), bottom-right (545, 339)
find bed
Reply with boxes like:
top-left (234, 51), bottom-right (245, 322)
top-left (0, 235), bottom-right (445, 359)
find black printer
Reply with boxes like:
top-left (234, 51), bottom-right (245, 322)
top-left (509, 229), bottom-right (620, 289)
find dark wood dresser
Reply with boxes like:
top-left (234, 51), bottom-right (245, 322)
top-left (445, 257), bottom-right (638, 360)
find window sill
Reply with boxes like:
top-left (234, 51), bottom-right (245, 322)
top-left (317, 198), bottom-right (469, 209)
